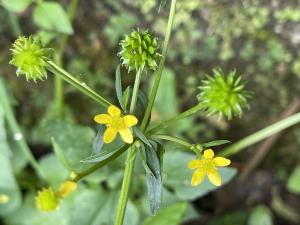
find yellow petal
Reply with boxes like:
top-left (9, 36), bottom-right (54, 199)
top-left (203, 149), bottom-right (214, 159)
top-left (188, 159), bottom-right (202, 169)
top-left (57, 181), bottom-right (77, 198)
top-left (207, 170), bottom-right (222, 186)
top-left (94, 114), bottom-right (112, 124)
top-left (108, 105), bottom-right (121, 117)
top-left (191, 169), bottom-right (205, 186)
top-left (123, 115), bottom-right (138, 127)
top-left (103, 128), bottom-right (117, 143)
top-left (119, 128), bottom-right (133, 143)
top-left (213, 157), bottom-right (231, 167)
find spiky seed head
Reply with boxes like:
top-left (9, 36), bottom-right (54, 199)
top-left (118, 29), bottom-right (160, 72)
top-left (197, 68), bottom-right (251, 119)
top-left (10, 36), bottom-right (52, 82)
top-left (36, 187), bottom-right (59, 212)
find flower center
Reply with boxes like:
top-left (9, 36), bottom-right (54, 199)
top-left (111, 116), bottom-right (125, 130)
top-left (201, 159), bottom-right (215, 173)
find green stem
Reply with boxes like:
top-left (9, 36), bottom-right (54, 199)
top-left (219, 112), bottom-right (300, 157)
top-left (129, 68), bottom-right (143, 113)
top-left (53, 0), bottom-right (79, 118)
top-left (140, 0), bottom-right (177, 131)
top-left (152, 134), bottom-right (192, 148)
top-left (114, 68), bottom-right (143, 225)
top-left (47, 61), bottom-right (112, 108)
top-left (114, 147), bottom-right (137, 225)
top-left (0, 79), bottom-right (45, 179)
top-left (147, 104), bottom-right (203, 135)
top-left (72, 144), bottom-right (129, 182)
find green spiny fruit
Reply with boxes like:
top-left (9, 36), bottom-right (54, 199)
top-left (197, 68), bottom-right (251, 119)
top-left (10, 36), bottom-right (52, 82)
top-left (118, 29), bottom-right (160, 72)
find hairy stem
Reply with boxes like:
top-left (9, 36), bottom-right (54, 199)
top-left (48, 61), bottom-right (112, 108)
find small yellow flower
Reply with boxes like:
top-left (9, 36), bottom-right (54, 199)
top-left (0, 194), bottom-right (9, 204)
top-left (94, 105), bottom-right (138, 144)
top-left (36, 187), bottom-right (59, 212)
top-left (57, 181), bottom-right (77, 198)
top-left (188, 149), bottom-right (231, 187)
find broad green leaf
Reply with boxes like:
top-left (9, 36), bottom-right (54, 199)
top-left (33, 2), bottom-right (73, 34)
top-left (143, 202), bottom-right (187, 225)
top-left (248, 205), bottom-right (273, 225)
top-left (52, 138), bottom-right (76, 172)
top-left (115, 65), bottom-right (124, 109)
top-left (144, 141), bottom-right (164, 214)
top-left (202, 140), bottom-right (231, 148)
top-left (287, 165), bottom-right (300, 194)
top-left (39, 153), bottom-right (69, 188)
top-left (163, 150), bottom-right (237, 200)
top-left (1, 0), bottom-right (33, 12)
top-left (33, 120), bottom-right (95, 171)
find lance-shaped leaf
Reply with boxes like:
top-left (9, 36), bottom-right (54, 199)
top-left (144, 141), bottom-right (165, 214)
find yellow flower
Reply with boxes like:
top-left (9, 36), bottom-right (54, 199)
top-left (188, 149), bottom-right (231, 187)
top-left (94, 105), bottom-right (138, 144)
top-left (57, 181), bottom-right (77, 198)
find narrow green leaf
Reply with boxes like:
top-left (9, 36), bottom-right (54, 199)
top-left (92, 126), bottom-right (105, 154)
top-left (133, 127), bottom-right (151, 147)
top-left (81, 145), bottom-right (126, 163)
top-left (158, 0), bottom-right (168, 12)
top-left (33, 2), bottom-right (73, 34)
top-left (202, 140), bottom-right (231, 148)
top-left (144, 141), bottom-right (163, 215)
top-left (115, 65), bottom-right (124, 109)
top-left (122, 86), bottom-right (131, 112)
top-left (51, 137), bottom-right (76, 172)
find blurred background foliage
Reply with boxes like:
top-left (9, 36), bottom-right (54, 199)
top-left (0, 0), bottom-right (300, 224)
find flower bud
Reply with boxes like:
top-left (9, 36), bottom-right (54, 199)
top-left (57, 181), bottom-right (77, 198)
top-left (119, 29), bottom-right (160, 72)
top-left (10, 36), bottom-right (52, 82)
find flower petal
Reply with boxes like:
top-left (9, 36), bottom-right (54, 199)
top-left (123, 115), bottom-right (138, 127)
top-left (191, 169), bottom-right (205, 186)
top-left (103, 128), bottom-right (117, 144)
top-left (207, 170), bottom-right (222, 186)
top-left (94, 114), bottom-right (112, 124)
top-left (119, 128), bottom-right (133, 143)
top-left (203, 149), bottom-right (214, 159)
top-left (213, 157), bottom-right (231, 167)
top-left (108, 105), bottom-right (121, 117)
top-left (188, 159), bottom-right (202, 169)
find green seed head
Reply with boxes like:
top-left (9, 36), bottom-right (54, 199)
top-left (197, 68), bottom-right (251, 119)
top-left (36, 187), bottom-right (59, 212)
top-left (10, 36), bottom-right (52, 82)
top-left (118, 29), bottom-right (160, 72)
